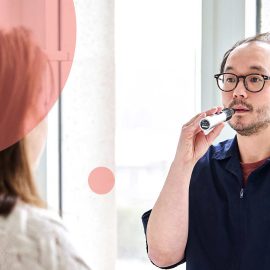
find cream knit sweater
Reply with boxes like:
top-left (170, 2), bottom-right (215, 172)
top-left (0, 202), bottom-right (92, 270)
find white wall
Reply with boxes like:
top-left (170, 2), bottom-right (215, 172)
top-left (61, 1), bottom-right (116, 270)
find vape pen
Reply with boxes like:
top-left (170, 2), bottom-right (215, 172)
top-left (199, 108), bottom-right (235, 131)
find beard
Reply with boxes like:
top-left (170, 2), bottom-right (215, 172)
top-left (228, 104), bottom-right (270, 136)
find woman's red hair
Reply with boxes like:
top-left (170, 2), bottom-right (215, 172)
top-left (0, 27), bottom-right (50, 216)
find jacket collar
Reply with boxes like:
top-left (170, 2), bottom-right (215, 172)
top-left (212, 136), bottom-right (239, 161)
top-left (212, 136), bottom-right (243, 184)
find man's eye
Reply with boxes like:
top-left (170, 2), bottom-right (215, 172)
top-left (225, 77), bottom-right (236, 83)
top-left (249, 76), bottom-right (261, 83)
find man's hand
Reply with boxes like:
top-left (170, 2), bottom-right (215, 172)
top-left (174, 106), bottom-right (225, 165)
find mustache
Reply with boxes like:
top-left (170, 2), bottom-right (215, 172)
top-left (228, 100), bottom-right (253, 111)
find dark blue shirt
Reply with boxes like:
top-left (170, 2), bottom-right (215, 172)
top-left (142, 136), bottom-right (270, 270)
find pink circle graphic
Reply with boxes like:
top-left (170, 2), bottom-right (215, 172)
top-left (88, 167), bottom-right (115, 195)
top-left (0, 1), bottom-right (76, 151)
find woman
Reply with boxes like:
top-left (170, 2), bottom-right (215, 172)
top-left (0, 27), bottom-right (91, 270)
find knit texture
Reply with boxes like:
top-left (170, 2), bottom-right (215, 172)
top-left (0, 202), bottom-right (91, 270)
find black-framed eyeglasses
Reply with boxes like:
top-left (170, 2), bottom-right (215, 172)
top-left (214, 73), bottom-right (270, 93)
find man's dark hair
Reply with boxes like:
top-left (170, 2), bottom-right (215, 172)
top-left (220, 32), bottom-right (270, 73)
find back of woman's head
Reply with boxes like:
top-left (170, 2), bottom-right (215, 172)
top-left (0, 141), bottom-right (44, 216)
top-left (0, 27), bottom-right (47, 216)
top-left (0, 27), bottom-right (50, 150)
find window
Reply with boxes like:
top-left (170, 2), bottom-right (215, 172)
top-left (257, 0), bottom-right (270, 32)
top-left (115, 1), bottom-right (201, 269)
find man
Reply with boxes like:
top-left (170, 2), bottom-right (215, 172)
top-left (142, 32), bottom-right (270, 270)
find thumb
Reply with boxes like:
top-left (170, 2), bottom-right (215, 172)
top-left (205, 122), bottom-right (225, 144)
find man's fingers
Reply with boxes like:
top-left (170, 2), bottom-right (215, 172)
top-left (216, 106), bottom-right (224, 114)
top-left (205, 122), bottom-right (225, 143)
top-left (204, 107), bottom-right (220, 116)
top-left (184, 113), bottom-right (205, 127)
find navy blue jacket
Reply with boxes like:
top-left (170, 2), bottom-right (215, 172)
top-left (142, 137), bottom-right (270, 270)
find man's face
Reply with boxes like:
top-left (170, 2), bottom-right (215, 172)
top-left (222, 41), bottom-right (270, 136)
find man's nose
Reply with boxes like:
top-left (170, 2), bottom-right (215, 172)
top-left (233, 78), bottom-right (248, 98)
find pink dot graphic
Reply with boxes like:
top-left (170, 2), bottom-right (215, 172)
top-left (88, 167), bottom-right (115, 195)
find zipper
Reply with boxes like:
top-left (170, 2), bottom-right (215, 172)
top-left (238, 186), bottom-right (245, 269)
top-left (240, 187), bottom-right (244, 199)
